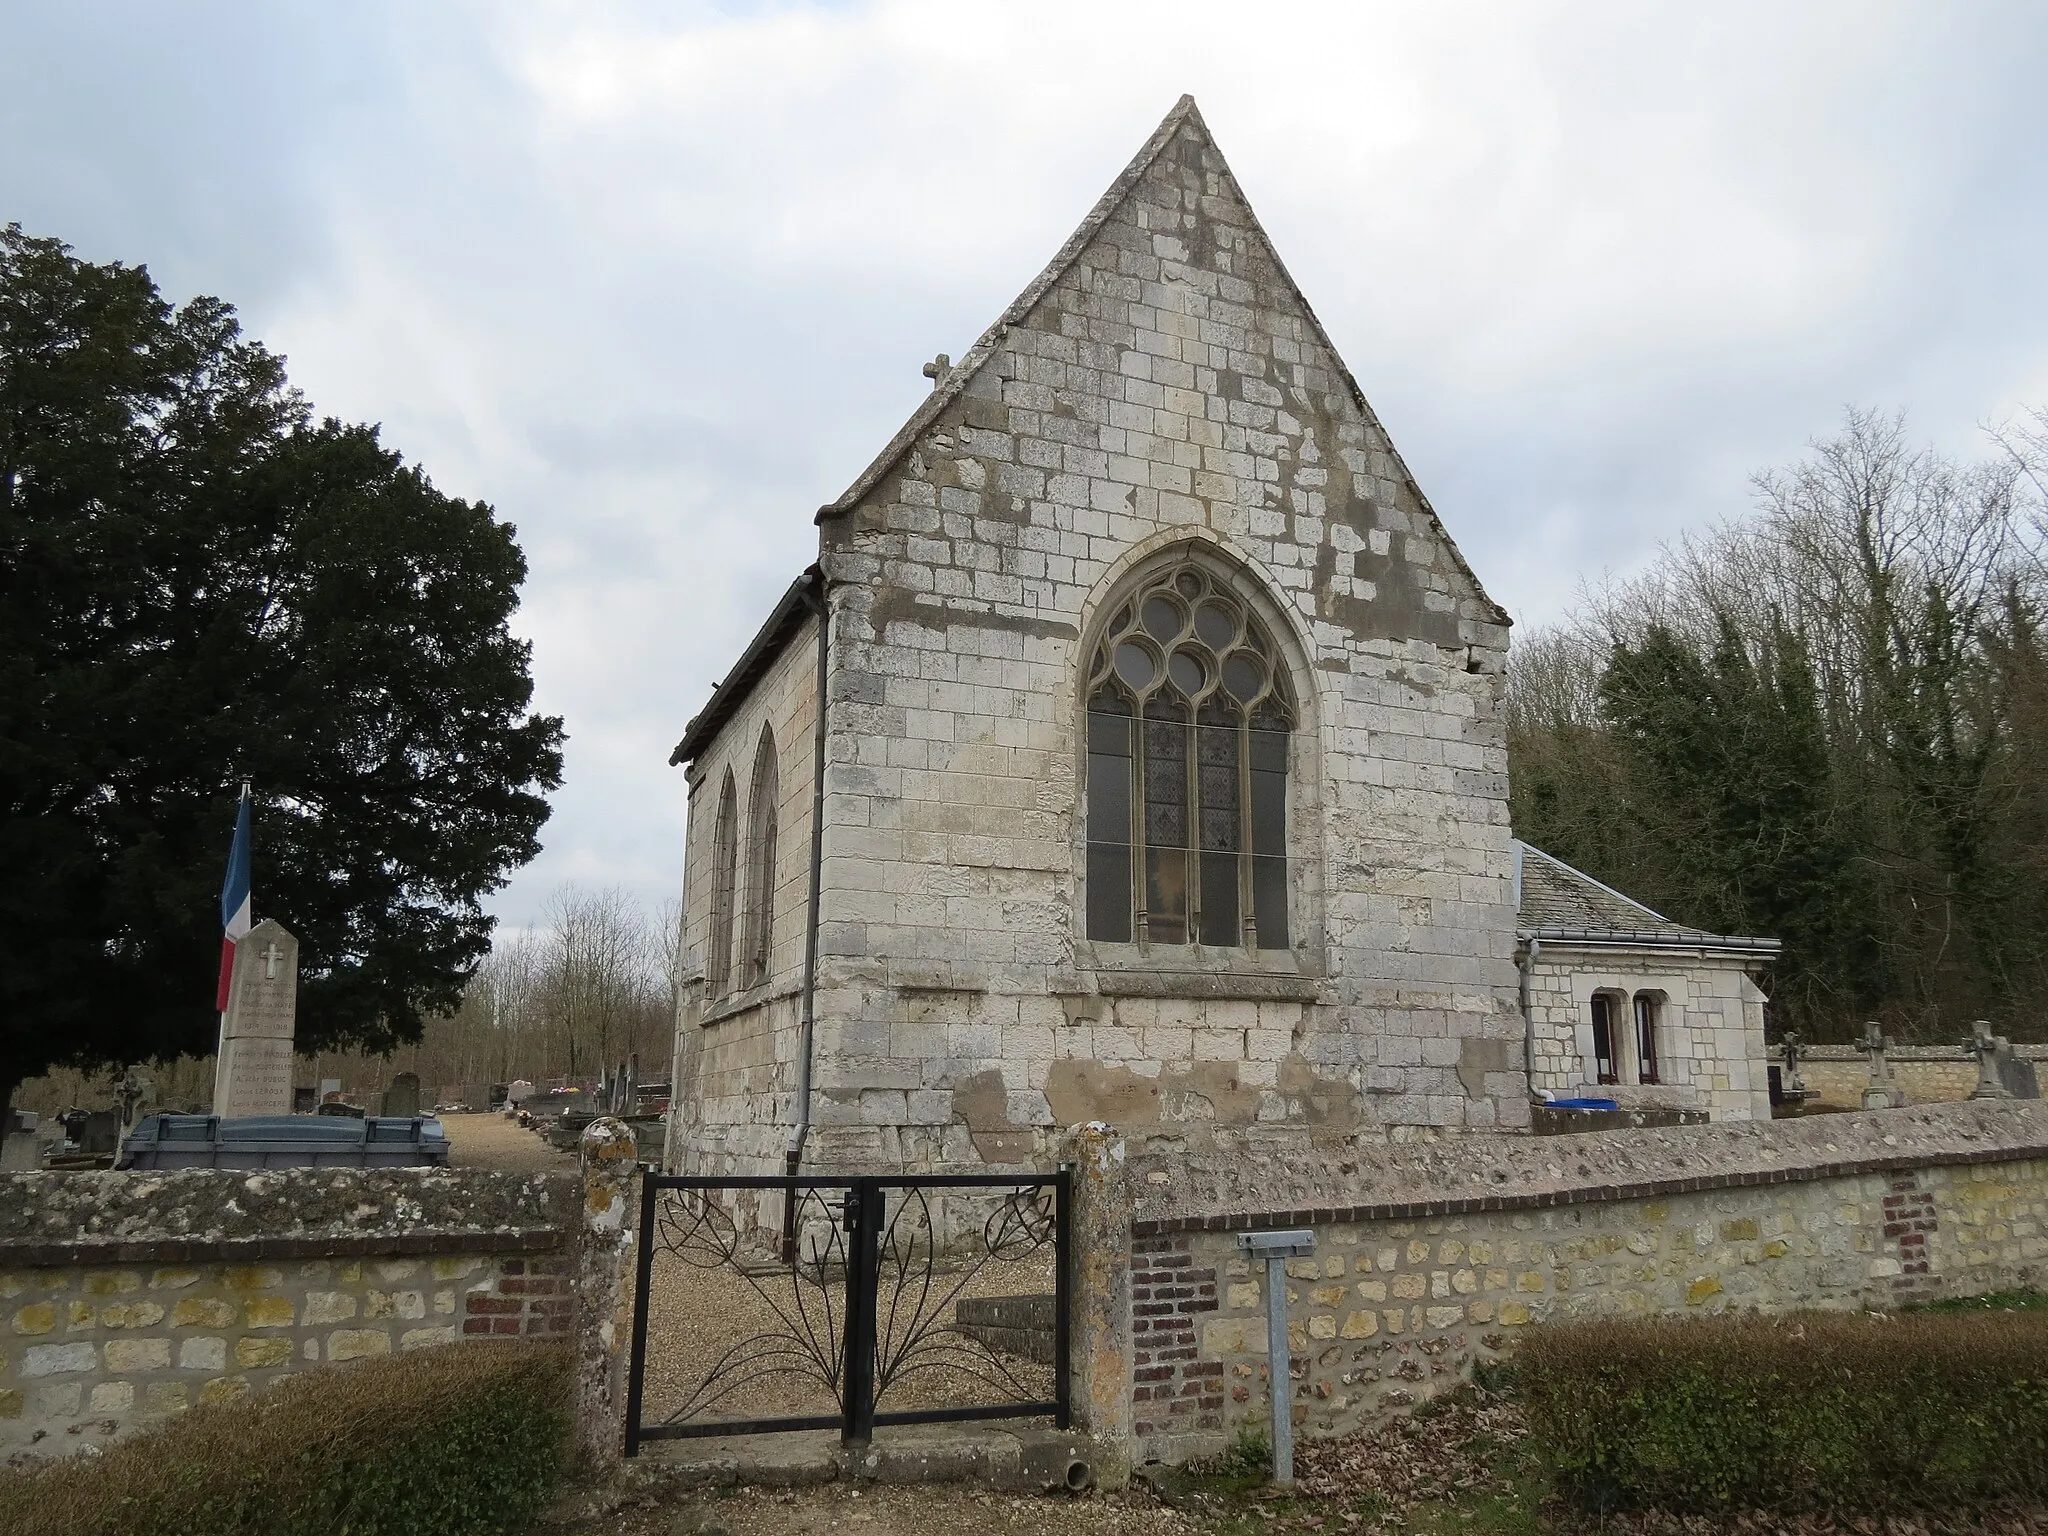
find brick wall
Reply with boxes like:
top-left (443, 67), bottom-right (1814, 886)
top-left (1104, 1102), bottom-right (2048, 1465)
top-left (459, 1253), bottom-right (574, 1338)
top-left (1128, 1233), bottom-right (1221, 1443)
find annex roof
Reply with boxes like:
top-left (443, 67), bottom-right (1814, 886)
top-left (1513, 841), bottom-right (1780, 955)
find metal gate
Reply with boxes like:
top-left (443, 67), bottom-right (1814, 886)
top-left (624, 1171), bottom-right (1070, 1454)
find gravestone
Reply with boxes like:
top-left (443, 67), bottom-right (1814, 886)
top-left (1996, 1043), bottom-right (2041, 1100)
top-left (213, 918), bottom-right (298, 1117)
top-left (381, 1072), bottom-right (422, 1118)
top-left (1965, 1021), bottom-right (2009, 1100)
top-left (1859, 1022), bottom-right (1905, 1110)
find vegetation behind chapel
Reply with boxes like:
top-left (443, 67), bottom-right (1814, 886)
top-left (1510, 408), bottom-right (2048, 1042)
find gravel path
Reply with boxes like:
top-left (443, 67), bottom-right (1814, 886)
top-left (439, 1111), bottom-right (578, 1174)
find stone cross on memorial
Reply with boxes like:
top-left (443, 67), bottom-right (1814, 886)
top-left (1965, 1020), bottom-right (2011, 1101)
top-left (212, 917), bottom-right (298, 1117)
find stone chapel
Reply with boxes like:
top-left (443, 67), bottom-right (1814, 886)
top-left (663, 97), bottom-right (1772, 1177)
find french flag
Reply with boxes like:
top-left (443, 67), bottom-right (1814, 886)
top-left (216, 785), bottom-right (252, 1011)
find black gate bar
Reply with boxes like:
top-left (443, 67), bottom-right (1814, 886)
top-left (623, 1168), bottom-right (1070, 1456)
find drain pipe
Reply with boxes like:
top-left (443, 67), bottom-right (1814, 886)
top-left (782, 573), bottom-right (829, 1261)
top-left (1517, 936), bottom-right (1542, 1087)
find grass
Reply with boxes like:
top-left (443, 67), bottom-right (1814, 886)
top-left (1911, 1287), bottom-right (2048, 1313)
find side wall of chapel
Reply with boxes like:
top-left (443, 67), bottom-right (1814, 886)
top-left (802, 116), bottom-right (1524, 1169)
top-left (664, 612), bottom-right (820, 1176)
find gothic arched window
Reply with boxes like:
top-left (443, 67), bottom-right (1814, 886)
top-left (741, 727), bottom-right (779, 988)
top-left (1084, 558), bottom-right (1294, 949)
top-left (707, 770), bottom-right (738, 996)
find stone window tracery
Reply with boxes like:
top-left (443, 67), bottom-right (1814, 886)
top-left (1084, 558), bottom-right (1294, 950)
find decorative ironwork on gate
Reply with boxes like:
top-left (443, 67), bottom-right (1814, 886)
top-left (624, 1172), bottom-right (1070, 1453)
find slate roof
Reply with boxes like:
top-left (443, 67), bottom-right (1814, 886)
top-left (1513, 841), bottom-right (1779, 954)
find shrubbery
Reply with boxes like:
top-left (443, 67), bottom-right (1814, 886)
top-left (1516, 1310), bottom-right (2048, 1513)
top-left (0, 1340), bottom-right (570, 1536)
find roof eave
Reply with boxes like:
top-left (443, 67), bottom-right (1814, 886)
top-left (1518, 926), bottom-right (1783, 957)
top-left (816, 95), bottom-right (1203, 527)
top-left (668, 566), bottom-right (822, 767)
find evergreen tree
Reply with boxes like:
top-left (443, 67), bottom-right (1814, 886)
top-left (0, 226), bottom-right (565, 1119)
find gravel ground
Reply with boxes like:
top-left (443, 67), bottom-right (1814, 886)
top-left (552, 1482), bottom-right (1193, 1536)
top-left (439, 1110), bottom-right (578, 1174)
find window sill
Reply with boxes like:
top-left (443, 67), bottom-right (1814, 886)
top-left (1076, 947), bottom-right (1321, 1002)
top-left (700, 979), bottom-right (801, 1026)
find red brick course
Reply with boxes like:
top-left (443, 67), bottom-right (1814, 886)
top-left (1129, 1232), bottom-right (1222, 1439)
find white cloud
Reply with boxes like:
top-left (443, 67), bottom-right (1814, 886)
top-left (7, 0), bottom-right (2048, 924)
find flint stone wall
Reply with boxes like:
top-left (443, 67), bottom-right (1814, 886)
top-left (0, 1166), bottom-right (572, 1461)
top-left (1109, 1101), bottom-right (2048, 1463)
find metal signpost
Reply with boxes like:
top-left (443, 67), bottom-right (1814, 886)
top-left (1237, 1228), bottom-right (1316, 1486)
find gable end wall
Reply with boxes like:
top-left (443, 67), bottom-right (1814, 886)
top-left (803, 117), bottom-right (1523, 1168)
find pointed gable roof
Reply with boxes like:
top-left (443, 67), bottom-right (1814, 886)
top-left (814, 96), bottom-right (1506, 626)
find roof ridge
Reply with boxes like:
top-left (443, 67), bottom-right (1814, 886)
top-left (817, 94), bottom-right (1203, 523)
top-left (813, 96), bottom-right (1506, 626)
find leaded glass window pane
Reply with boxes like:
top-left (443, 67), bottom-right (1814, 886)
top-left (1082, 556), bottom-right (1295, 951)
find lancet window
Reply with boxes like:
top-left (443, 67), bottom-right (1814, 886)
top-left (1084, 559), bottom-right (1293, 950)
top-left (706, 772), bottom-right (738, 997)
top-left (741, 728), bottom-right (779, 989)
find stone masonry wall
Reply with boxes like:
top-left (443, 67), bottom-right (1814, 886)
top-left (669, 610), bottom-right (821, 1177)
top-left (0, 1166), bottom-right (570, 1461)
top-left (1796, 1046), bottom-right (2048, 1110)
top-left (1525, 944), bottom-right (1771, 1121)
top-left (789, 97), bottom-right (1522, 1173)
top-left (1116, 1100), bottom-right (2048, 1463)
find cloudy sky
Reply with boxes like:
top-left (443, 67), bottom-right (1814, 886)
top-left (6, 1), bottom-right (2047, 929)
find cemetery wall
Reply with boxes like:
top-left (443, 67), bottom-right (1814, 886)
top-left (1797, 1044), bottom-right (2048, 1110)
top-left (0, 1165), bottom-right (573, 1461)
top-left (1096, 1100), bottom-right (2048, 1464)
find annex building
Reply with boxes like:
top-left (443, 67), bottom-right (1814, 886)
top-left (663, 97), bottom-right (1774, 1178)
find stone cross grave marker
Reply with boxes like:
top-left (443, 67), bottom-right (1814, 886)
top-left (1965, 1021), bottom-right (2010, 1100)
top-left (213, 917), bottom-right (297, 1117)
top-left (1860, 1022), bottom-right (1904, 1109)
top-left (1780, 1032), bottom-right (1811, 1100)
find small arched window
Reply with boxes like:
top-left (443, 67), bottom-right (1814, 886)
top-left (1633, 992), bottom-right (1663, 1085)
top-left (742, 728), bottom-right (779, 988)
top-left (1084, 557), bottom-right (1294, 949)
top-left (706, 771), bottom-right (738, 997)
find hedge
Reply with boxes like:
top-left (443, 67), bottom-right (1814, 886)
top-left (0, 1340), bottom-right (571, 1536)
top-left (1516, 1310), bottom-right (2048, 1514)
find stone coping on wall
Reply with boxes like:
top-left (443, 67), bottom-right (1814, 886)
top-left (1128, 1100), bottom-right (2048, 1236)
top-left (1799, 1044), bottom-right (2048, 1060)
top-left (0, 1166), bottom-right (571, 1266)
